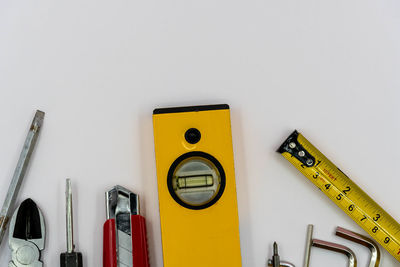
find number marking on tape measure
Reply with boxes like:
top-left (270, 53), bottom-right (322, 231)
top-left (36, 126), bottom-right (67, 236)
top-left (278, 130), bottom-right (400, 262)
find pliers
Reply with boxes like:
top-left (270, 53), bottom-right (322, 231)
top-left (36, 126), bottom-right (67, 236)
top-left (8, 198), bottom-right (45, 267)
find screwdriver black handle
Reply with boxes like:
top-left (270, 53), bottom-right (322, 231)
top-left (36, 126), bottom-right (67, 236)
top-left (60, 252), bottom-right (83, 267)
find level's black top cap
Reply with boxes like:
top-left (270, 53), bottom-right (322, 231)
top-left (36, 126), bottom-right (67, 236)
top-left (277, 130), bottom-right (299, 153)
top-left (153, 104), bottom-right (229, 115)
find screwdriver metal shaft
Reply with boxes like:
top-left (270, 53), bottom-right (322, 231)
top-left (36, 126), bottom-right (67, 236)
top-left (61, 179), bottom-right (83, 267)
top-left (66, 179), bottom-right (74, 253)
top-left (0, 110), bottom-right (44, 246)
top-left (272, 242), bottom-right (280, 267)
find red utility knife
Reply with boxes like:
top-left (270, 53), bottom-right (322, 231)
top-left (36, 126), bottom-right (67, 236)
top-left (103, 186), bottom-right (149, 267)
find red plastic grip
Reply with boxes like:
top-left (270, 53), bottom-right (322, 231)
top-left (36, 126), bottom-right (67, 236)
top-left (103, 219), bottom-right (117, 267)
top-left (103, 216), bottom-right (149, 267)
top-left (131, 215), bottom-right (150, 267)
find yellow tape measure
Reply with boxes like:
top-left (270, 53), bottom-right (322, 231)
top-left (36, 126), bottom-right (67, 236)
top-left (278, 130), bottom-right (400, 262)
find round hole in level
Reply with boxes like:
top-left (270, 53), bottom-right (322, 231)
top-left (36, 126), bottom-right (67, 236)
top-left (184, 128), bottom-right (201, 144)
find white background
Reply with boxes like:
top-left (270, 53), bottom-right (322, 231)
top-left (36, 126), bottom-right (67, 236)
top-left (1, 0), bottom-right (400, 266)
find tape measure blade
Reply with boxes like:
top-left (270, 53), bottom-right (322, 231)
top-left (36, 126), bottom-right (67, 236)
top-left (279, 131), bottom-right (400, 262)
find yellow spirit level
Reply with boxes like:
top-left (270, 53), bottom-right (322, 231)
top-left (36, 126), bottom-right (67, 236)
top-left (278, 130), bottom-right (400, 263)
top-left (153, 104), bottom-right (242, 267)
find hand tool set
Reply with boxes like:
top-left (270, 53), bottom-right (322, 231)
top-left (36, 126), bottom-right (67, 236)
top-left (1, 106), bottom-right (399, 267)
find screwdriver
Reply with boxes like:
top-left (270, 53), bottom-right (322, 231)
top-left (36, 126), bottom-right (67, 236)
top-left (267, 242), bottom-right (295, 267)
top-left (0, 110), bottom-right (44, 246)
top-left (60, 179), bottom-right (83, 267)
top-left (271, 242), bottom-right (280, 267)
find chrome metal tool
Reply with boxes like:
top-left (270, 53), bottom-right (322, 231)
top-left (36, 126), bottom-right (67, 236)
top-left (271, 242), bottom-right (280, 267)
top-left (0, 110), bottom-right (45, 246)
top-left (267, 260), bottom-right (295, 267)
top-left (336, 227), bottom-right (380, 267)
top-left (267, 242), bottom-right (296, 267)
top-left (8, 198), bottom-right (45, 267)
top-left (304, 224), bottom-right (357, 267)
top-left (60, 179), bottom-right (83, 267)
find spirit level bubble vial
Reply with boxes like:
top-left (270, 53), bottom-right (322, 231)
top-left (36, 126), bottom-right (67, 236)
top-left (278, 130), bottom-right (400, 263)
top-left (153, 104), bottom-right (242, 267)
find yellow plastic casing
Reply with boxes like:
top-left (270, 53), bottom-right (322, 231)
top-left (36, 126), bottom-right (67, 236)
top-left (152, 104), bottom-right (242, 267)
